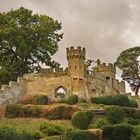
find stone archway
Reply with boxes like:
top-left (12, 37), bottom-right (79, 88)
top-left (55, 86), bottom-right (67, 98)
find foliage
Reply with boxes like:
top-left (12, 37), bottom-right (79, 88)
top-left (40, 123), bottom-right (65, 136)
top-left (46, 136), bottom-right (63, 140)
top-left (91, 94), bottom-right (138, 108)
top-left (0, 125), bottom-right (35, 140)
top-left (5, 104), bottom-right (23, 118)
top-left (64, 130), bottom-right (99, 140)
top-left (90, 118), bottom-right (109, 128)
top-left (5, 104), bottom-right (81, 119)
top-left (106, 106), bottom-right (124, 124)
top-left (130, 126), bottom-right (140, 140)
top-left (102, 124), bottom-right (133, 140)
top-left (0, 7), bottom-right (63, 85)
top-left (65, 95), bottom-right (78, 105)
top-left (84, 111), bottom-right (93, 124)
top-left (127, 117), bottom-right (139, 125)
top-left (19, 94), bottom-right (48, 105)
top-left (5, 104), bottom-right (42, 118)
top-left (128, 99), bottom-right (138, 108)
top-left (45, 105), bottom-right (81, 120)
top-left (32, 95), bottom-right (48, 105)
top-left (115, 47), bottom-right (140, 95)
top-left (71, 111), bottom-right (89, 130)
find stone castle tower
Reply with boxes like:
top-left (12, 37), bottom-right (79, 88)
top-left (66, 47), bottom-right (86, 97)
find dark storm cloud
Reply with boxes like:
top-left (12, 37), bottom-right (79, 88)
top-left (0, 0), bottom-right (139, 67)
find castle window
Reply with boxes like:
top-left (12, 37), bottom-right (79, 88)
top-left (75, 66), bottom-right (76, 69)
top-left (106, 77), bottom-right (110, 81)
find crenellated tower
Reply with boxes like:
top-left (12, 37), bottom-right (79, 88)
top-left (66, 46), bottom-right (86, 97)
top-left (66, 46), bottom-right (85, 79)
top-left (98, 63), bottom-right (116, 88)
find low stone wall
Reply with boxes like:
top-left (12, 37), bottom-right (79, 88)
top-left (0, 77), bottom-right (26, 105)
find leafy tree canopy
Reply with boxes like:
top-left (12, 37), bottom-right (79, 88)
top-left (116, 47), bottom-right (140, 95)
top-left (0, 7), bottom-right (63, 85)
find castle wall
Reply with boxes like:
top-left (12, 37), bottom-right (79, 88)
top-left (0, 77), bottom-right (26, 105)
top-left (23, 74), bottom-right (72, 97)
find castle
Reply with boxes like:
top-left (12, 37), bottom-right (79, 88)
top-left (0, 46), bottom-right (125, 104)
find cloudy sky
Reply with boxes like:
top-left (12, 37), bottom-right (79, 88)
top-left (0, 0), bottom-right (140, 92)
top-left (1, 0), bottom-right (140, 66)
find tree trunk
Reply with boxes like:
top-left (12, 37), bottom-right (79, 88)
top-left (135, 81), bottom-right (140, 96)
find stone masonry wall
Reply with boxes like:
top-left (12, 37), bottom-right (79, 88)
top-left (0, 77), bottom-right (26, 105)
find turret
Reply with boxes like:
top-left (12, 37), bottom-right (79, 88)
top-left (99, 63), bottom-right (116, 88)
top-left (66, 46), bottom-right (85, 79)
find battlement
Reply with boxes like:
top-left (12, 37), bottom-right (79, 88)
top-left (99, 63), bottom-right (116, 72)
top-left (66, 46), bottom-right (85, 59)
top-left (40, 67), bottom-right (68, 77)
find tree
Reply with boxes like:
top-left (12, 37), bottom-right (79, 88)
top-left (0, 7), bottom-right (63, 84)
top-left (116, 47), bottom-right (140, 95)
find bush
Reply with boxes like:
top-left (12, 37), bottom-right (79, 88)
top-left (129, 99), bottom-right (138, 108)
top-left (40, 122), bottom-right (72, 136)
top-left (90, 118), bottom-right (109, 128)
top-left (45, 105), bottom-right (81, 120)
top-left (79, 98), bottom-right (86, 103)
top-left (130, 126), bottom-right (140, 140)
top-left (64, 130), bottom-right (99, 140)
top-left (19, 94), bottom-right (48, 105)
top-left (91, 94), bottom-right (138, 108)
top-left (102, 124), bottom-right (133, 140)
top-left (46, 136), bottom-right (63, 140)
top-left (5, 104), bottom-right (23, 118)
top-left (0, 125), bottom-right (35, 140)
top-left (66, 95), bottom-right (78, 105)
top-left (72, 111), bottom-right (89, 129)
top-left (84, 111), bottom-right (93, 124)
top-left (33, 95), bottom-right (48, 105)
top-left (0, 125), bottom-right (19, 140)
top-left (5, 104), bottom-right (42, 118)
top-left (113, 94), bottom-right (129, 106)
top-left (127, 118), bottom-right (139, 125)
top-left (106, 106), bottom-right (124, 124)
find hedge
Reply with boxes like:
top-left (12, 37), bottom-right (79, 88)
top-left (102, 124), bottom-right (133, 140)
top-left (91, 94), bottom-right (138, 108)
top-left (19, 94), bottom-right (48, 105)
top-left (64, 130), bottom-right (99, 140)
top-left (5, 104), bottom-right (81, 120)
top-left (106, 106), bottom-right (124, 124)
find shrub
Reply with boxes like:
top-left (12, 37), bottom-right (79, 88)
top-left (90, 118), bottom-right (109, 128)
top-left (0, 125), bottom-right (35, 140)
top-left (71, 111), bottom-right (89, 129)
top-left (102, 124), bottom-right (133, 140)
top-left (91, 94), bottom-right (138, 108)
top-left (127, 118), bottom-right (139, 125)
top-left (19, 94), bottom-right (48, 105)
top-left (33, 95), bottom-right (48, 105)
top-left (5, 104), bottom-right (23, 118)
top-left (64, 130), bottom-right (99, 140)
top-left (46, 136), bottom-right (63, 140)
top-left (45, 105), bottom-right (81, 120)
top-left (5, 104), bottom-right (42, 118)
top-left (0, 125), bottom-right (19, 140)
top-left (130, 126), bottom-right (140, 140)
top-left (40, 122), bottom-right (72, 136)
top-left (129, 99), bottom-right (138, 108)
top-left (106, 106), bottom-right (124, 124)
top-left (84, 111), bottom-right (93, 124)
top-left (79, 98), bottom-right (86, 103)
top-left (66, 95), bottom-right (78, 105)
top-left (113, 94), bottom-right (129, 106)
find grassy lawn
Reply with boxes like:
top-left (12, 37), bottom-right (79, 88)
top-left (0, 118), bottom-right (72, 133)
